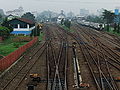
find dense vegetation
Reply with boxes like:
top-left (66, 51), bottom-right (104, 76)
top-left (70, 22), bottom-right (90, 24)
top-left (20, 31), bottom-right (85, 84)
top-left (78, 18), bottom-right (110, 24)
top-left (86, 9), bottom-right (120, 35)
top-left (86, 15), bottom-right (104, 23)
top-left (64, 19), bottom-right (71, 29)
top-left (22, 12), bottom-right (35, 21)
top-left (0, 26), bottom-right (12, 38)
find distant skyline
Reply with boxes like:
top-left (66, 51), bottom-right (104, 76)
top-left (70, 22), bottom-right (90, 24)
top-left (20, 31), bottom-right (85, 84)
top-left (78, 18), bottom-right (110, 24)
top-left (0, 0), bottom-right (120, 14)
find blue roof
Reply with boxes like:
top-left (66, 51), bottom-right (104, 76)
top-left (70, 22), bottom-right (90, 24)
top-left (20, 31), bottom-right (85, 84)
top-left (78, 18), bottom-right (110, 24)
top-left (11, 31), bottom-right (32, 35)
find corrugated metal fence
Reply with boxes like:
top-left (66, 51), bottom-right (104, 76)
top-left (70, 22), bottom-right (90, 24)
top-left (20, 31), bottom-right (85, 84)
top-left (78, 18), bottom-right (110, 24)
top-left (0, 37), bottom-right (38, 71)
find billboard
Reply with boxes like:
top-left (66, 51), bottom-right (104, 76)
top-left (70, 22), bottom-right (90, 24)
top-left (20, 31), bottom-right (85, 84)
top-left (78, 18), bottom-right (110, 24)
top-left (115, 9), bottom-right (119, 15)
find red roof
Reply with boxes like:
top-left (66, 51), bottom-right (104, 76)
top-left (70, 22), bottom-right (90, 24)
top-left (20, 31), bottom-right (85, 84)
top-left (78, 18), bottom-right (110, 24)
top-left (16, 18), bottom-right (35, 24)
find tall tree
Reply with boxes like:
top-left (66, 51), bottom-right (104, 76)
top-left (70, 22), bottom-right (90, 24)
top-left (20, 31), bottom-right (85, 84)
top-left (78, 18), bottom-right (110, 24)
top-left (0, 14), bottom-right (3, 23)
top-left (86, 15), bottom-right (103, 23)
top-left (102, 9), bottom-right (115, 31)
top-left (2, 17), bottom-right (13, 32)
top-left (22, 12), bottom-right (35, 21)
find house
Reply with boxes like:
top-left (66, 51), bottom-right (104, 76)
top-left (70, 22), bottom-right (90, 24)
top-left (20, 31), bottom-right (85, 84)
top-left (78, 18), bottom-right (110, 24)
top-left (8, 18), bottom-right (35, 35)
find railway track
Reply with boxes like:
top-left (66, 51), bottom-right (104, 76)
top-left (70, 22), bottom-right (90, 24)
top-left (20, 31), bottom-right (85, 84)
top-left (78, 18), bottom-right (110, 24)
top-left (1, 23), bottom-right (120, 90)
top-left (1, 41), bottom-right (47, 90)
top-left (73, 24), bottom-right (120, 90)
top-left (46, 25), bottom-right (68, 90)
top-left (57, 24), bottom-right (120, 89)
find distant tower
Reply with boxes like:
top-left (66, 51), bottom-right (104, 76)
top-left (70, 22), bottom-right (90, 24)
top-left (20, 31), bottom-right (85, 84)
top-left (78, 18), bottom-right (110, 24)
top-left (61, 10), bottom-right (64, 14)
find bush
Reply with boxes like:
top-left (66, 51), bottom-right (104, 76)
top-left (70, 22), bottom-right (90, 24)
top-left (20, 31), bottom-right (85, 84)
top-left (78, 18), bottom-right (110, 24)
top-left (0, 55), bottom-right (3, 59)
top-left (64, 20), bottom-right (71, 29)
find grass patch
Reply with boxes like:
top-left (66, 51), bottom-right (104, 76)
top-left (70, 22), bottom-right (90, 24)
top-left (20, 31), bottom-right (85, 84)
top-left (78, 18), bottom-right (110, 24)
top-left (39, 32), bottom-right (44, 41)
top-left (60, 25), bottom-right (74, 32)
top-left (0, 36), bottom-right (28, 56)
top-left (105, 27), bottom-right (120, 36)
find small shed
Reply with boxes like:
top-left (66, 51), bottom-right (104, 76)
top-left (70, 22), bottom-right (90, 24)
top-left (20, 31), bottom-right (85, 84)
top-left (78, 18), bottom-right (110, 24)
top-left (8, 18), bottom-right (35, 35)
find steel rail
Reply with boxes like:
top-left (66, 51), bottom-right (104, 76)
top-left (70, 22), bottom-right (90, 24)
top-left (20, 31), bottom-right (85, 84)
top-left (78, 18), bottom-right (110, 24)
top-left (2, 42), bottom-right (47, 90)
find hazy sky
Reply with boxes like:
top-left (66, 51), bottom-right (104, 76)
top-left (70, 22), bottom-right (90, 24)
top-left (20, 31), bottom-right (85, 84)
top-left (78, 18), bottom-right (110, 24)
top-left (0, 0), bottom-right (120, 14)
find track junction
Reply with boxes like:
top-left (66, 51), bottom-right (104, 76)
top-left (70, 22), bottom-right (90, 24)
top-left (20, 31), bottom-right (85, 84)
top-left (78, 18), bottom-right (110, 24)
top-left (0, 23), bottom-right (120, 90)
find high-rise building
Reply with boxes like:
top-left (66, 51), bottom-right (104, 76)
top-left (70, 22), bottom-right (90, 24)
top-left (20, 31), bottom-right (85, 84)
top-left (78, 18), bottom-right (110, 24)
top-left (114, 7), bottom-right (120, 23)
top-left (0, 9), bottom-right (5, 16)
top-left (114, 7), bottom-right (120, 15)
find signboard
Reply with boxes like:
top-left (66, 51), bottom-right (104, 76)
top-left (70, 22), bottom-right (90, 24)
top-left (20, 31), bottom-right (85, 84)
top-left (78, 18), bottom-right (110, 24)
top-left (115, 9), bottom-right (119, 15)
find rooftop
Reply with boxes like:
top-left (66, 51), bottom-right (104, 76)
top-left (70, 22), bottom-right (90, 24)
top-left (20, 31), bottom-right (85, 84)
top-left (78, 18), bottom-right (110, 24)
top-left (9, 18), bottom-right (35, 25)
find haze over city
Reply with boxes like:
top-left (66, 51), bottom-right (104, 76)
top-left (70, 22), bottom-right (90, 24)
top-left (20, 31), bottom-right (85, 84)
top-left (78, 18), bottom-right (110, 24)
top-left (1, 0), bottom-right (120, 89)
top-left (0, 0), bottom-right (120, 14)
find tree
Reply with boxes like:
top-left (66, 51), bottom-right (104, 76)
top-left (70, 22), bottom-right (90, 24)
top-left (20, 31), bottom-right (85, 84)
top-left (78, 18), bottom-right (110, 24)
top-left (2, 17), bottom-right (13, 32)
top-left (0, 14), bottom-right (3, 23)
top-left (0, 26), bottom-right (11, 38)
top-left (22, 12), bottom-right (35, 21)
top-left (64, 19), bottom-right (71, 29)
top-left (102, 9), bottom-right (115, 31)
top-left (86, 15), bottom-right (103, 23)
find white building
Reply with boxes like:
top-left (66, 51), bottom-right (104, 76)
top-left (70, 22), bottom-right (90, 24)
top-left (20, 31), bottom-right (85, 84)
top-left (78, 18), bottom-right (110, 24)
top-left (57, 10), bottom-right (66, 23)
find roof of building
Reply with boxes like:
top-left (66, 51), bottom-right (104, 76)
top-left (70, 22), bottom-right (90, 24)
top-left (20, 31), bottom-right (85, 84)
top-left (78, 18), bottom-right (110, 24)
top-left (9, 18), bottom-right (35, 25)
top-left (18, 18), bottom-right (35, 24)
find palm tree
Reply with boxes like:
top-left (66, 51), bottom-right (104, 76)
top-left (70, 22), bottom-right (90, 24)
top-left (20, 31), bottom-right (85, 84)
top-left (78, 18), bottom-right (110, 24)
top-left (102, 9), bottom-right (115, 31)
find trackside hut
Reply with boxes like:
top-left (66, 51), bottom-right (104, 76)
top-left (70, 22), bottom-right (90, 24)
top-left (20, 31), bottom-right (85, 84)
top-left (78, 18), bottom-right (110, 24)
top-left (8, 18), bottom-right (35, 35)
